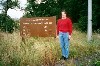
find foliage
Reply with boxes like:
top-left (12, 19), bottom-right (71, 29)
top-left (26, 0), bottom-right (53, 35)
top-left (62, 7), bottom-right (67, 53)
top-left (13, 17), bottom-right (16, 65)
top-left (0, 14), bottom-right (18, 33)
top-left (25, 0), bottom-right (100, 31)
top-left (0, 0), bottom-right (99, 32)
top-left (92, 0), bottom-right (100, 30)
top-left (0, 0), bottom-right (19, 33)
top-left (78, 16), bottom-right (87, 31)
top-left (0, 0), bottom-right (19, 14)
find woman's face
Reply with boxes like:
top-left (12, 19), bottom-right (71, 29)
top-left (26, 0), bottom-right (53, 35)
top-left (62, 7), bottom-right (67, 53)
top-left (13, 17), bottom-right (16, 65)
top-left (61, 12), bottom-right (67, 19)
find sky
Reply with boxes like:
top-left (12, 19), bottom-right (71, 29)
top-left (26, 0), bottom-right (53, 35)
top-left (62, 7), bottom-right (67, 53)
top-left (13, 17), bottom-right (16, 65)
top-left (7, 8), bottom-right (25, 19)
top-left (7, 0), bottom-right (27, 19)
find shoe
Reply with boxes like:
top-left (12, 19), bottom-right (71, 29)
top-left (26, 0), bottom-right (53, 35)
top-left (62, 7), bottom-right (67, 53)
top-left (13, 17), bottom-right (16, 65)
top-left (64, 57), bottom-right (68, 61)
top-left (60, 56), bottom-right (65, 60)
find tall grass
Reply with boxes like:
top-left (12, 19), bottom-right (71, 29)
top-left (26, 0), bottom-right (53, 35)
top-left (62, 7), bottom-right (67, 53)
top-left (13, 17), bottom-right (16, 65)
top-left (0, 30), bottom-right (100, 66)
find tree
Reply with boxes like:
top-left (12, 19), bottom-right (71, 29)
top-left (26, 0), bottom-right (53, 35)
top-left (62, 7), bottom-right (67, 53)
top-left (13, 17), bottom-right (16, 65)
top-left (25, 0), bottom-right (59, 18)
top-left (0, 0), bottom-right (19, 15)
top-left (0, 0), bottom-right (19, 33)
top-left (25, 0), bottom-right (81, 22)
top-left (25, 0), bottom-right (100, 31)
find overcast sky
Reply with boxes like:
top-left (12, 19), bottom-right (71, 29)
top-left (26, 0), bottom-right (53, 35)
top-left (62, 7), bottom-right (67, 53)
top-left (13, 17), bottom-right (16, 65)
top-left (7, 0), bottom-right (27, 19)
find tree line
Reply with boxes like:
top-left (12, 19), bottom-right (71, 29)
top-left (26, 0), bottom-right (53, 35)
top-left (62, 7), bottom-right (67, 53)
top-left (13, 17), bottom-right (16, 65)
top-left (0, 0), bottom-right (100, 33)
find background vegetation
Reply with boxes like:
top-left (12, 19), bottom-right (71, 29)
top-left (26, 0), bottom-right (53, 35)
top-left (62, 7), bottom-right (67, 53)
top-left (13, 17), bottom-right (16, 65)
top-left (25, 0), bottom-right (100, 31)
top-left (0, 0), bottom-right (100, 33)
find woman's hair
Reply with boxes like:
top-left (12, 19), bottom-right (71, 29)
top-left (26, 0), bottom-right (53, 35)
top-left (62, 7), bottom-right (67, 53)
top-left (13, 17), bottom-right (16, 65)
top-left (58, 9), bottom-right (67, 19)
top-left (61, 10), bottom-right (67, 15)
top-left (57, 9), bottom-right (72, 21)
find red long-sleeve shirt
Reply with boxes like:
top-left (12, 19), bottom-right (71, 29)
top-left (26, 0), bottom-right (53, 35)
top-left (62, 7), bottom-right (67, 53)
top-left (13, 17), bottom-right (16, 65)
top-left (57, 18), bottom-right (72, 35)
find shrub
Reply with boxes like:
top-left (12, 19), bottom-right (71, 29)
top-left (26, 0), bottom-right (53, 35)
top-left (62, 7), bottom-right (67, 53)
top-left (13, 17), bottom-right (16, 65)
top-left (78, 16), bottom-right (87, 31)
top-left (0, 14), bottom-right (18, 33)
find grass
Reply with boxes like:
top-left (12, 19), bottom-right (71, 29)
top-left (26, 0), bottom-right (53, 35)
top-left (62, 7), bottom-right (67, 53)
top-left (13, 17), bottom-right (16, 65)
top-left (0, 30), bottom-right (100, 66)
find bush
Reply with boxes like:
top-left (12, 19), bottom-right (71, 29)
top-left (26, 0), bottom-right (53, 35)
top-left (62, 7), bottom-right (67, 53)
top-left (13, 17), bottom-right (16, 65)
top-left (0, 14), bottom-right (18, 33)
top-left (78, 16), bottom-right (87, 31)
top-left (95, 61), bottom-right (100, 66)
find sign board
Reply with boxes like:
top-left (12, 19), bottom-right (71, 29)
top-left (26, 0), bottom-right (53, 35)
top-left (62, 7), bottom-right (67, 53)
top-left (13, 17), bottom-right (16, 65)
top-left (20, 16), bottom-right (56, 37)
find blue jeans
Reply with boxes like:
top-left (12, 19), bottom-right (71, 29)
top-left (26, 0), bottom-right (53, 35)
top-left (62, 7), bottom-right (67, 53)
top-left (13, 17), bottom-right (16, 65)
top-left (59, 31), bottom-right (69, 58)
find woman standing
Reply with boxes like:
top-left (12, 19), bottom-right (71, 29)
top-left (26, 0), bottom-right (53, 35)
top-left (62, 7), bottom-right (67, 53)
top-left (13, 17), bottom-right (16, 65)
top-left (57, 10), bottom-right (72, 60)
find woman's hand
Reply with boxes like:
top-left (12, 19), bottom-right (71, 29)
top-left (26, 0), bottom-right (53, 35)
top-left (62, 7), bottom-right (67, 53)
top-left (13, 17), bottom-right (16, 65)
top-left (56, 36), bottom-right (59, 38)
top-left (69, 35), bottom-right (71, 40)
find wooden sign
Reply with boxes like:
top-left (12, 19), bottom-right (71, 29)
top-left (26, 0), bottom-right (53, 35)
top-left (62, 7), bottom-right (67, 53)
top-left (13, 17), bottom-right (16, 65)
top-left (20, 16), bottom-right (56, 37)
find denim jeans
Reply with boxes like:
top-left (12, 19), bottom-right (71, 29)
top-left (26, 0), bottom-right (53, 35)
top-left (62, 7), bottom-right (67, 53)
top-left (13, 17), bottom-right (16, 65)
top-left (59, 31), bottom-right (69, 58)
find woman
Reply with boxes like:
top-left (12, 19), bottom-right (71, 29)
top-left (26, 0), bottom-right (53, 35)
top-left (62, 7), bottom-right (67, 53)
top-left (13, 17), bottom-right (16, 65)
top-left (57, 10), bottom-right (72, 60)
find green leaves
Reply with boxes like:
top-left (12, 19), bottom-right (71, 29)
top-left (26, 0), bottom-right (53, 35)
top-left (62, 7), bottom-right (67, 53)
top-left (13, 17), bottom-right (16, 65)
top-left (0, 14), bottom-right (18, 33)
top-left (0, 0), bottom-right (19, 33)
top-left (25, 0), bottom-right (100, 31)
